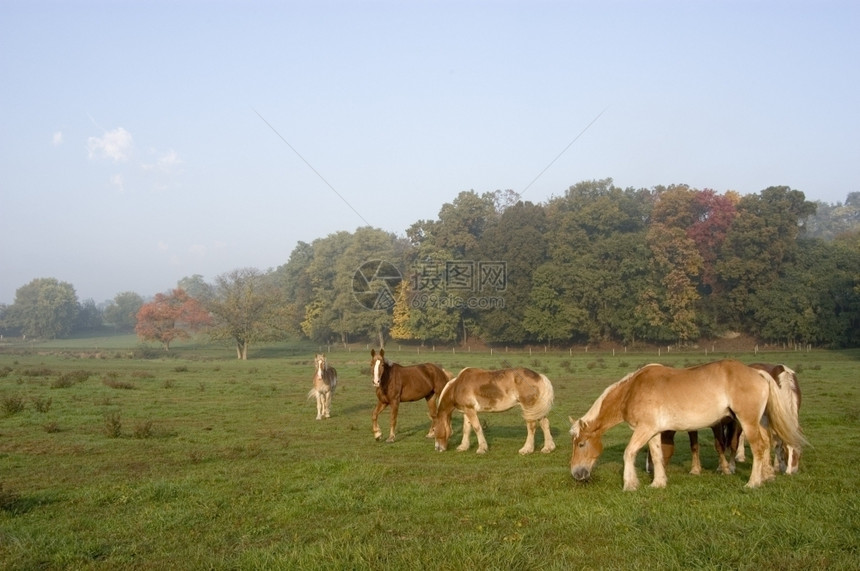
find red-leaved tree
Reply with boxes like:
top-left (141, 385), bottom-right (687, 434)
top-left (135, 288), bottom-right (212, 351)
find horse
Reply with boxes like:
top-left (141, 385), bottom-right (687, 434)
top-left (370, 349), bottom-right (452, 442)
top-left (734, 363), bottom-right (803, 474)
top-left (569, 360), bottom-right (806, 490)
top-left (308, 353), bottom-right (337, 420)
top-left (433, 367), bottom-right (556, 455)
top-left (648, 363), bottom-right (804, 477)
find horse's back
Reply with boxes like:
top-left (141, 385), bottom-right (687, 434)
top-left (391, 362), bottom-right (448, 401)
top-left (445, 367), bottom-right (551, 414)
top-left (624, 360), bottom-right (767, 430)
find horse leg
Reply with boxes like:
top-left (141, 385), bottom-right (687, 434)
top-left (648, 433), bottom-right (669, 488)
top-left (735, 431), bottom-right (746, 463)
top-left (647, 431), bottom-right (675, 474)
top-left (424, 395), bottom-right (437, 438)
top-left (539, 417), bottom-right (556, 453)
top-left (457, 413), bottom-right (473, 452)
top-left (387, 399), bottom-right (400, 443)
top-left (371, 401), bottom-right (387, 440)
top-left (740, 419), bottom-right (770, 488)
top-left (710, 425), bottom-right (731, 475)
top-left (689, 431), bottom-right (702, 475)
top-left (464, 409), bottom-right (489, 454)
top-left (314, 392), bottom-right (323, 420)
top-left (323, 390), bottom-right (331, 419)
top-left (786, 445), bottom-right (799, 475)
top-left (519, 419), bottom-right (537, 455)
top-left (623, 429), bottom-right (653, 491)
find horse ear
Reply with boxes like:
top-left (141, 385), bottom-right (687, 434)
top-left (380, 349), bottom-right (385, 358)
top-left (371, 349), bottom-right (375, 357)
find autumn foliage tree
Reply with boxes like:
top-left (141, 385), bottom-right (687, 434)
top-left (135, 289), bottom-right (212, 351)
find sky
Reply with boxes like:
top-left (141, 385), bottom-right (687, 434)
top-left (1, 1), bottom-right (858, 305)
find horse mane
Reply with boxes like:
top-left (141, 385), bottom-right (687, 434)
top-left (571, 364), bottom-right (659, 435)
top-left (438, 368), bottom-right (470, 405)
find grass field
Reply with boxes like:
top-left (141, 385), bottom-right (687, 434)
top-left (1, 338), bottom-right (858, 569)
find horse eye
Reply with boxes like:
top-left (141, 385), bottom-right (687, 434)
top-left (578, 442), bottom-right (586, 448)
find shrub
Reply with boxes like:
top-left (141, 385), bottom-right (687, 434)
top-left (133, 420), bottom-right (154, 439)
top-left (2, 394), bottom-right (26, 415)
top-left (44, 421), bottom-right (60, 433)
top-left (104, 412), bottom-right (122, 438)
top-left (51, 370), bottom-right (91, 388)
top-left (103, 375), bottom-right (135, 390)
top-left (32, 395), bottom-right (52, 413)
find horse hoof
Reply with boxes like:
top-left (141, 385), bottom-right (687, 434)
top-left (518, 448), bottom-right (534, 455)
top-left (541, 444), bottom-right (556, 453)
top-left (386, 437), bottom-right (396, 443)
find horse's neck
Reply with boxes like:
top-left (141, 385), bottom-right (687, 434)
top-left (379, 362), bottom-right (395, 386)
top-left (591, 382), bottom-right (627, 434)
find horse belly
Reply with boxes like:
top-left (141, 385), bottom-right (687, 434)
top-left (630, 387), bottom-right (731, 432)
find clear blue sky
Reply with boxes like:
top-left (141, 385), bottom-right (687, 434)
top-left (1, 1), bottom-right (858, 305)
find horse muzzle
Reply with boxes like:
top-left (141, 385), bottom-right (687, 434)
top-left (435, 441), bottom-right (447, 452)
top-left (571, 466), bottom-right (591, 482)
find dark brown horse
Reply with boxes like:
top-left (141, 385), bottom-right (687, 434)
top-left (370, 349), bottom-right (452, 442)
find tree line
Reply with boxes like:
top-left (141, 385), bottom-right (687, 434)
top-left (2, 180), bottom-right (859, 355)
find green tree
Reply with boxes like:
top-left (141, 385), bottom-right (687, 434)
top-left (6, 278), bottom-right (79, 338)
top-left (715, 186), bottom-right (816, 330)
top-left (207, 268), bottom-right (286, 360)
top-left (475, 200), bottom-right (547, 343)
top-left (75, 299), bottom-right (103, 332)
top-left (103, 291), bottom-right (144, 332)
top-left (177, 274), bottom-right (214, 303)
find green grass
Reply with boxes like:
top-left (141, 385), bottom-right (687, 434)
top-left (1, 340), bottom-right (858, 569)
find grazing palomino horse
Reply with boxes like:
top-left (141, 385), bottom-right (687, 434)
top-left (370, 349), bottom-right (451, 442)
top-left (308, 354), bottom-right (337, 420)
top-left (569, 360), bottom-right (806, 490)
top-left (655, 363), bottom-right (804, 476)
top-left (433, 367), bottom-right (556, 455)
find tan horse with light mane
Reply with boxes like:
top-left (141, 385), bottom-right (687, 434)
top-left (569, 360), bottom-right (806, 490)
top-left (308, 354), bottom-right (337, 420)
top-left (433, 367), bottom-right (556, 455)
top-left (653, 363), bottom-right (804, 476)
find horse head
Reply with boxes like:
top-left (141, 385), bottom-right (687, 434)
top-left (314, 354), bottom-right (326, 378)
top-left (370, 349), bottom-right (387, 387)
top-left (569, 417), bottom-right (603, 482)
top-left (433, 413), bottom-right (453, 452)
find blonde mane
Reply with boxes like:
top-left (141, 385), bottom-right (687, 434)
top-left (571, 365), bottom-right (659, 436)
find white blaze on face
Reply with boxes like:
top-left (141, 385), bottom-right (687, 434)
top-left (373, 359), bottom-right (382, 386)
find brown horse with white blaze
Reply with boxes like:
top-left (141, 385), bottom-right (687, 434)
top-left (370, 349), bottom-right (452, 442)
top-left (569, 360), bottom-right (806, 491)
top-left (433, 367), bottom-right (556, 455)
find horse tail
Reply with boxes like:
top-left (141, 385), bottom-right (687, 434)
top-left (762, 370), bottom-right (807, 451)
top-left (307, 387), bottom-right (318, 401)
top-left (523, 373), bottom-right (554, 422)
